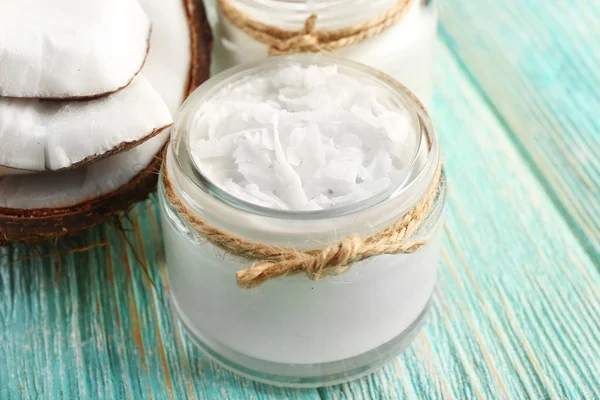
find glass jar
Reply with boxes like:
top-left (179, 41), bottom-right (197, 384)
top-left (212, 0), bottom-right (438, 106)
top-left (158, 55), bottom-right (445, 387)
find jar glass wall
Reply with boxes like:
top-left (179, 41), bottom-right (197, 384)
top-left (159, 55), bottom-right (445, 387)
top-left (212, 0), bottom-right (438, 106)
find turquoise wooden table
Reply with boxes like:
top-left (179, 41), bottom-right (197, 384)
top-left (2, 0), bottom-right (600, 398)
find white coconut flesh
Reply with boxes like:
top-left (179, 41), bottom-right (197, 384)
top-left (0, 76), bottom-right (172, 172)
top-left (0, 0), bottom-right (151, 99)
top-left (0, 0), bottom-right (192, 209)
top-left (138, 0), bottom-right (192, 114)
top-left (0, 132), bottom-right (168, 209)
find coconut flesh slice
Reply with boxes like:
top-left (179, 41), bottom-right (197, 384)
top-left (0, 0), bottom-right (151, 99)
top-left (0, 0), bottom-right (212, 244)
top-left (0, 132), bottom-right (168, 209)
top-left (0, 76), bottom-right (172, 172)
top-left (0, 75), bottom-right (172, 172)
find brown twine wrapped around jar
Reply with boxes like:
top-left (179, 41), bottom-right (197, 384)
top-left (162, 160), bottom-right (443, 289)
top-left (216, 0), bottom-right (414, 56)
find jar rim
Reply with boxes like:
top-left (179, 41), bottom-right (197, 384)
top-left (170, 54), bottom-right (439, 221)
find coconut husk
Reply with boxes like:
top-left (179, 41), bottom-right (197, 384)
top-left (0, 0), bottom-right (212, 245)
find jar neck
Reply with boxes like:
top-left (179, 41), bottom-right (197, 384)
top-left (230, 0), bottom-right (408, 29)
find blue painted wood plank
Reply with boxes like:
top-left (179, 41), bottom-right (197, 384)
top-left (439, 0), bottom-right (600, 262)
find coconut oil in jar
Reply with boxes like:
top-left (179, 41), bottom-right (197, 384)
top-left (159, 55), bottom-right (445, 387)
top-left (212, 0), bottom-right (438, 106)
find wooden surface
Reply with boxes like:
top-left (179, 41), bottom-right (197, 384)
top-left (1, 0), bottom-right (600, 398)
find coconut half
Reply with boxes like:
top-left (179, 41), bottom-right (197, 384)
top-left (0, 0), bottom-right (212, 244)
top-left (0, 76), bottom-right (172, 172)
top-left (0, 137), bottom-right (166, 244)
top-left (0, 0), bottom-right (151, 99)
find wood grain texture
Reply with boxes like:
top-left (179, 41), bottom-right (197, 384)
top-left (439, 0), bottom-right (600, 262)
top-left (2, 2), bottom-right (600, 398)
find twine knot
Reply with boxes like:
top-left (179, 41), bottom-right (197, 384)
top-left (269, 14), bottom-right (320, 55)
top-left (308, 233), bottom-right (363, 279)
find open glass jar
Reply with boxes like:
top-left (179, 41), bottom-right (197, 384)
top-left (212, 0), bottom-right (438, 106)
top-left (158, 55), bottom-right (445, 387)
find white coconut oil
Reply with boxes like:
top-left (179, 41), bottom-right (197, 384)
top-left (212, 0), bottom-right (438, 105)
top-left (159, 55), bottom-right (445, 386)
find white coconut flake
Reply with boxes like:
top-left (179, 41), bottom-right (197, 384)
top-left (190, 65), bottom-right (417, 211)
top-left (0, 0), bottom-right (151, 99)
top-left (0, 75), bottom-right (172, 171)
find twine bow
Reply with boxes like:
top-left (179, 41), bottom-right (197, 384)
top-left (217, 0), bottom-right (413, 56)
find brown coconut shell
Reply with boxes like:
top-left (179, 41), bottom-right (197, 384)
top-left (0, 0), bottom-right (212, 246)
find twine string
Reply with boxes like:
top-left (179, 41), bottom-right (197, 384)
top-left (163, 162), bottom-right (442, 289)
top-left (216, 0), bottom-right (413, 56)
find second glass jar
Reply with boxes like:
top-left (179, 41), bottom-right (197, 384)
top-left (212, 0), bottom-right (438, 106)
